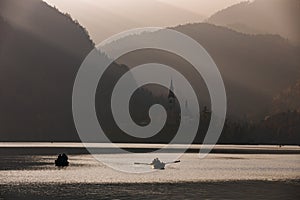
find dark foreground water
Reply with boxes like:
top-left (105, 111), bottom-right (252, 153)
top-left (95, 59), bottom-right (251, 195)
top-left (1, 180), bottom-right (299, 200)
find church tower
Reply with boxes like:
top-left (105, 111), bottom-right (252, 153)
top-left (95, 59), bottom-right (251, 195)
top-left (168, 79), bottom-right (175, 104)
top-left (167, 79), bottom-right (179, 125)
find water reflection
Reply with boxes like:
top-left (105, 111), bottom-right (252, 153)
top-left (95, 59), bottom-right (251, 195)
top-left (0, 153), bottom-right (299, 184)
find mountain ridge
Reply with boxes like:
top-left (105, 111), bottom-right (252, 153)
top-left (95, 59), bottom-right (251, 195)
top-left (0, 0), bottom-right (95, 141)
top-left (207, 0), bottom-right (300, 45)
top-left (110, 22), bottom-right (300, 120)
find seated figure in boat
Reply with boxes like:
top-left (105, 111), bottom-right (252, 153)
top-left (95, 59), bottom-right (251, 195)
top-left (150, 158), bottom-right (166, 169)
top-left (55, 153), bottom-right (69, 167)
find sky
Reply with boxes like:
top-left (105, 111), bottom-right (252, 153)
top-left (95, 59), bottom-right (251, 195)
top-left (157, 0), bottom-right (245, 16)
top-left (44, 0), bottom-right (245, 43)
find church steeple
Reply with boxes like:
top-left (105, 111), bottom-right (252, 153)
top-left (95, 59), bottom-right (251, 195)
top-left (166, 78), bottom-right (180, 126)
top-left (168, 78), bottom-right (175, 99)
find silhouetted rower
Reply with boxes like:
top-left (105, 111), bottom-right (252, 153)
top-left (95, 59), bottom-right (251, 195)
top-left (55, 153), bottom-right (69, 167)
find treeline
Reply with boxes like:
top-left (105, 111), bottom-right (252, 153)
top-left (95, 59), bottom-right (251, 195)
top-left (212, 110), bottom-right (300, 145)
top-left (100, 88), bottom-right (300, 145)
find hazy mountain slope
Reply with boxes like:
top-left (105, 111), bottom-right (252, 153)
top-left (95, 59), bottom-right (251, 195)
top-left (207, 0), bottom-right (300, 45)
top-left (1, 0), bottom-right (299, 142)
top-left (0, 0), bottom-right (95, 141)
top-left (114, 23), bottom-right (300, 120)
top-left (174, 23), bottom-right (300, 119)
top-left (0, 0), bottom-right (94, 57)
top-left (44, 0), bottom-right (205, 43)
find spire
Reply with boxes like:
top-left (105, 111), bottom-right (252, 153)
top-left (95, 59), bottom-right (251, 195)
top-left (168, 78), bottom-right (175, 99)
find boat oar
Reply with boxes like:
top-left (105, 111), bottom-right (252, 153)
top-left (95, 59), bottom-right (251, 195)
top-left (134, 162), bottom-right (151, 165)
top-left (165, 160), bottom-right (180, 164)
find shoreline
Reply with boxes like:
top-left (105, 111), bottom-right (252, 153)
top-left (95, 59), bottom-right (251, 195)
top-left (0, 143), bottom-right (300, 155)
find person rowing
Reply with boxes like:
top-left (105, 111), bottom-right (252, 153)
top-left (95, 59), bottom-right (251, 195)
top-left (134, 158), bottom-right (180, 169)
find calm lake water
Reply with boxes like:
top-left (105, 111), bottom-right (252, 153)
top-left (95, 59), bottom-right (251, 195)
top-left (0, 143), bottom-right (299, 199)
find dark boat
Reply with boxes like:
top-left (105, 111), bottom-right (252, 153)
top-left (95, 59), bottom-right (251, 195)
top-left (55, 153), bottom-right (69, 167)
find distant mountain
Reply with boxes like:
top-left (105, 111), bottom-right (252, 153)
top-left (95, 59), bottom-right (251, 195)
top-left (207, 0), bottom-right (300, 45)
top-left (0, 0), bottom-right (94, 57)
top-left (0, 0), bottom-right (96, 141)
top-left (271, 80), bottom-right (300, 114)
top-left (1, 0), bottom-right (299, 143)
top-left (174, 23), bottom-right (300, 119)
top-left (113, 23), bottom-right (300, 120)
top-left (44, 0), bottom-right (205, 43)
top-left (0, 0), bottom-right (154, 142)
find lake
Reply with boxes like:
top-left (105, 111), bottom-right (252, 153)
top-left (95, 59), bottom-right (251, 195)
top-left (0, 143), bottom-right (299, 199)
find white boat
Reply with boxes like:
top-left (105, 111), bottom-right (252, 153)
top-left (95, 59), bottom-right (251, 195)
top-left (134, 158), bottom-right (180, 170)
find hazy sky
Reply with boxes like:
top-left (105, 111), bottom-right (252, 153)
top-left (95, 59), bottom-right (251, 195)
top-left (44, 0), bottom-right (244, 43)
top-left (157, 0), bottom-right (245, 16)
